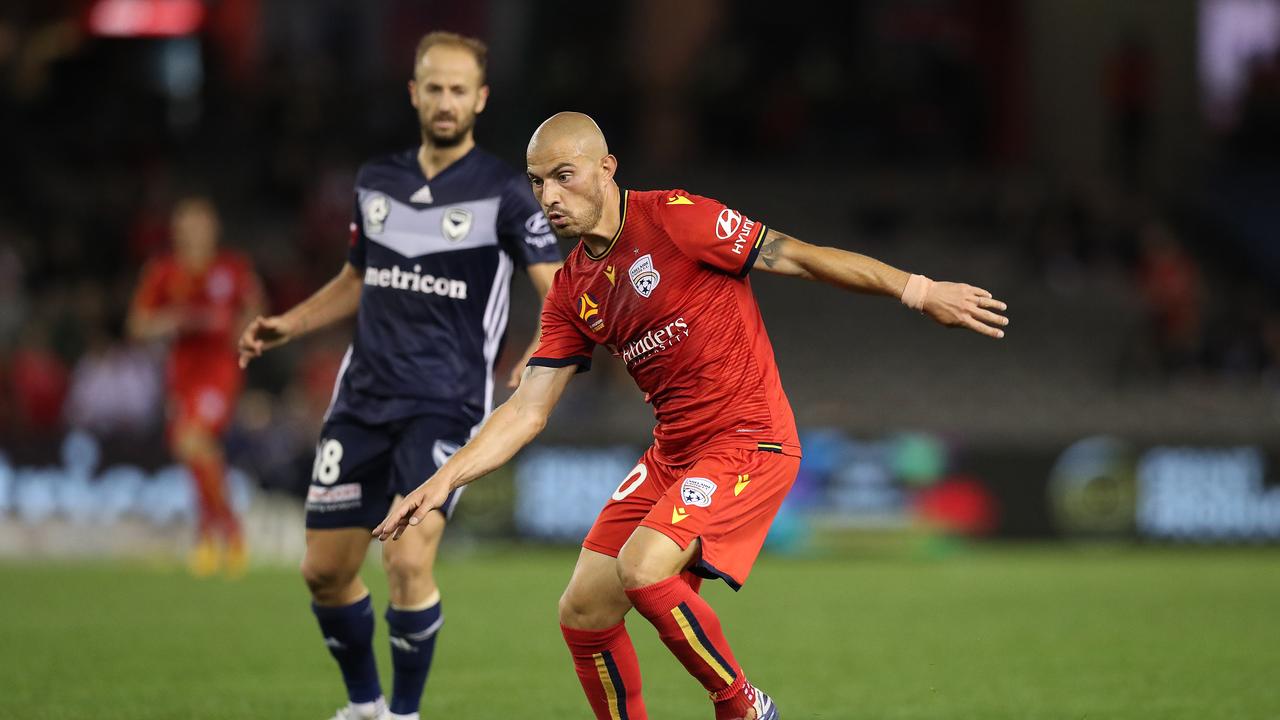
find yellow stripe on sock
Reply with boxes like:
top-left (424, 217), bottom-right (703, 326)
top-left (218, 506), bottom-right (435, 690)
top-left (593, 652), bottom-right (623, 720)
top-left (670, 606), bottom-right (735, 684)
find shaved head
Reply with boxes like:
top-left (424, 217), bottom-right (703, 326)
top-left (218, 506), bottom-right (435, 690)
top-left (526, 112), bottom-right (618, 240)
top-left (527, 112), bottom-right (609, 164)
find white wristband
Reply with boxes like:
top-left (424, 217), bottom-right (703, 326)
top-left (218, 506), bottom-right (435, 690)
top-left (900, 274), bottom-right (933, 312)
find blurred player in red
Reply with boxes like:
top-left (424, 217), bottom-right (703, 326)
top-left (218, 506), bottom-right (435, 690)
top-left (129, 196), bottom-right (264, 577)
top-left (374, 113), bottom-right (1009, 719)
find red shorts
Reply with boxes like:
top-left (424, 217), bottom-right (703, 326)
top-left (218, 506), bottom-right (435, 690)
top-left (167, 376), bottom-right (241, 438)
top-left (583, 444), bottom-right (801, 590)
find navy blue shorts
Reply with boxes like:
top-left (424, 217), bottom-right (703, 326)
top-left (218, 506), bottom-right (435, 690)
top-left (304, 412), bottom-right (471, 530)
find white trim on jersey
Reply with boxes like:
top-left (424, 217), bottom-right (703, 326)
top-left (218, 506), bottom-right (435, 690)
top-left (322, 345), bottom-right (354, 422)
top-left (444, 253), bottom-right (513, 518)
top-left (479, 252), bottom-right (514, 424)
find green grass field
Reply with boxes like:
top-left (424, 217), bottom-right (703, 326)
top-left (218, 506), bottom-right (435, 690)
top-left (3, 544), bottom-right (1278, 719)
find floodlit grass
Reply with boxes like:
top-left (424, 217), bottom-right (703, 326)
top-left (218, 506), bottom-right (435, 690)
top-left (2, 544), bottom-right (1277, 719)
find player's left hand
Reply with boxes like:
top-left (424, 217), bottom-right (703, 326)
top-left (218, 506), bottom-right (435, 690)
top-left (372, 476), bottom-right (453, 541)
top-left (922, 282), bottom-right (1009, 338)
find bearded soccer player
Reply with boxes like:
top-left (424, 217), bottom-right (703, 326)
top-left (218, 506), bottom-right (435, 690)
top-left (129, 196), bottom-right (264, 577)
top-left (374, 112), bottom-right (1008, 719)
top-left (237, 32), bottom-right (561, 720)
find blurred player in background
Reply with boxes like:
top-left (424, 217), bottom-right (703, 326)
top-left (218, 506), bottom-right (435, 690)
top-left (238, 32), bottom-right (561, 720)
top-left (375, 113), bottom-right (1009, 720)
top-left (128, 195), bottom-right (264, 577)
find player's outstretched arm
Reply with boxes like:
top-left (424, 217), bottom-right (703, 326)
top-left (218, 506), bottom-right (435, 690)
top-left (373, 363), bottom-right (577, 541)
top-left (237, 263), bottom-right (363, 368)
top-left (506, 261), bottom-right (562, 389)
top-left (126, 306), bottom-right (184, 341)
top-left (753, 228), bottom-right (1009, 339)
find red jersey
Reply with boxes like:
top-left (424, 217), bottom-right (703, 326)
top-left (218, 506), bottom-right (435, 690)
top-left (131, 251), bottom-right (259, 389)
top-left (530, 189), bottom-right (800, 465)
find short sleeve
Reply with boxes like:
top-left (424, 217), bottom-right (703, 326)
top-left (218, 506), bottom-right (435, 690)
top-left (654, 190), bottom-right (768, 278)
top-left (347, 194), bottom-right (368, 269)
top-left (527, 281), bottom-right (594, 373)
top-left (497, 174), bottom-right (561, 268)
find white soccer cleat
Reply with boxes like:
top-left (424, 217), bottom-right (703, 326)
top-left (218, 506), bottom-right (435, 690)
top-left (327, 699), bottom-right (389, 720)
top-left (750, 684), bottom-right (779, 720)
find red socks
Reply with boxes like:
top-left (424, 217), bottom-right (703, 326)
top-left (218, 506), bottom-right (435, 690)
top-left (625, 575), bottom-right (755, 719)
top-left (561, 621), bottom-right (647, 720)
top-left (189, 456), bottom-right (240, 541)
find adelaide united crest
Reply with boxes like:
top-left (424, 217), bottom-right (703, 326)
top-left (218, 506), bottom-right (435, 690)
top-left (628, 254), bottom-right (661, 298)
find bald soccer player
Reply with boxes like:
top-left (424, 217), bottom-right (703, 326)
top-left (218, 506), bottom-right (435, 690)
top-left (374, 112), bottom-right (1009, 720)
top-left (238, 33), bottom-right (561, 720)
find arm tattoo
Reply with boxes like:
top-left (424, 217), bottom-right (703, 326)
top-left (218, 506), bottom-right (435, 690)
top-left (759, 230), bottom-right (787, 269)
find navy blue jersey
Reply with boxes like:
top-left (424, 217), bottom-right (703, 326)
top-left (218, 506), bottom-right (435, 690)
top-left (328, 146), bottom-right (560, 427)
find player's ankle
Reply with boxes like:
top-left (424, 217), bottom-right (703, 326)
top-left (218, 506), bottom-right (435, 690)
top-left (711, 677), bottom-right (755, 720)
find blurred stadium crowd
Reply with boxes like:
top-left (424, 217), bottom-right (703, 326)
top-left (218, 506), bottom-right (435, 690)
top-left (1, 0), bottom-right (1278, 497)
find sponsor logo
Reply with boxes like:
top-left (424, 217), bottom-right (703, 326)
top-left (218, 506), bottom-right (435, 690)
top-left (409, 184), bottom-right (434, 204)
top-left (731, 218), bottom-right (757, 255)
top-left (667, 194), bottom-right (694, 206)
top-left (524, 212), bottom-right (557, 248)
top-left (628, 254), bottom-right (661, 298)
top-left (620, 317), bottom-right (689, 365)
top-left (578, 292), bottom-right (605, 332)
top-left (680, 477), bottom-right (717, 507)
top-left (306, 483), bottom-right (362, 505)
top-left (671, 507), bottom-right (689, 524)
top-left (525, 212), bottom-right (550, 235)
top-left (734, 473), bottom-right (750, 496)
top-left (715, 208), bottom-right (742, 240)
top-left (604, 264), bottom-right (617, 286)
top-left (363, 264), bottom-right (468, 299)
top-left (442, 207), bottom-right (473, 242)
top-left (363, 193), bottom-right (390, 235)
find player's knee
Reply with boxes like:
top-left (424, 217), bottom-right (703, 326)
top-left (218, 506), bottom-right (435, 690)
top-left (173, 424), bottom-right (218, 462)
top-left (558, 586), bottom-right (607, 628)
top-left (382, 549), bottom-right (432, 587)
top-left (615, 550), bottom-right (677, 591)
top-left (300, 557), bottom-right (358, 600)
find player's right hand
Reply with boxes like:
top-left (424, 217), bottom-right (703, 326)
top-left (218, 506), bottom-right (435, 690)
top-left (237, 315), bottom-right (297, 368)
top-left (373, 477), bottom-right (453, 541)
top-left (921, 282), bottom-right (1009, 339)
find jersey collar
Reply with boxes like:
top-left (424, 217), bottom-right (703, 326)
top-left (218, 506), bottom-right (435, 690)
top-left (411, 144), bottom-right (479, 184)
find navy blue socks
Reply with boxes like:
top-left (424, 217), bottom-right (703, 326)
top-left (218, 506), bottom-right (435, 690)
top-left (312, 594), bottom-right (382, 704)
top-left (385, 599), bottom-right (444, 716)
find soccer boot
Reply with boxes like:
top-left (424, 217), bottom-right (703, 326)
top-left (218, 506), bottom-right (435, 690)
top-left (223, 537), bottom-right (248, 579)
top-left (326, 700), bottom-right (389, 720)
top-left (749, 684), bottom-right (779, 720)
top-left (186, 537), bottom-right (220, 578)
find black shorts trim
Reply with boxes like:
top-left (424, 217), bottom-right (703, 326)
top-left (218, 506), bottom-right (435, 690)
top-left (692, 558), bottom-right (743, 592)
top-left (528, 355), bottom-right (592, 373)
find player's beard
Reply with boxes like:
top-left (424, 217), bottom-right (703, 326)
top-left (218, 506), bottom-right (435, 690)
top-left (421, 112), bottom-right (474, 148)
top-left (553, 184), bottom-right (605, 239)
